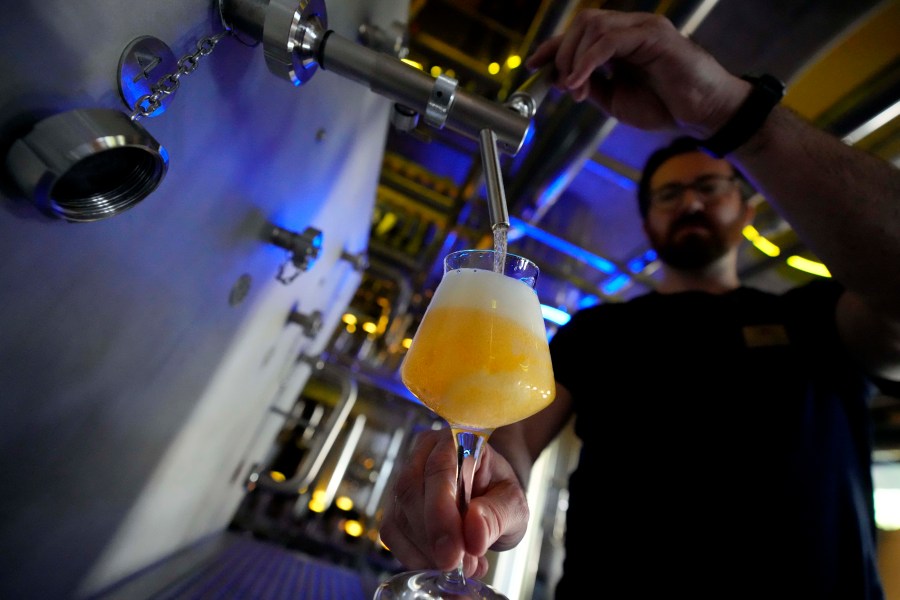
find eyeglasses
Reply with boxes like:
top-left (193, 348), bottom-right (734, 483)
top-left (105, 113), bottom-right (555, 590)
top-left (649, 175), bottom-right (738, 209)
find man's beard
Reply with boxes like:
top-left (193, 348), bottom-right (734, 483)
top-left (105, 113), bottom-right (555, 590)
top-left (650, 214), bottom-right (731, 269)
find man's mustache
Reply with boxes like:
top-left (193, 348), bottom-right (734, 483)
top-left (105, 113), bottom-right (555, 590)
top-left (670, 213), bottom-right (713, 233)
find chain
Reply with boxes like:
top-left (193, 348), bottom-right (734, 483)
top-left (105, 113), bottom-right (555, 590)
top-left (130, 31), bottom-right (230, 121)
top-left (277, 253), bottom-right (303, 284)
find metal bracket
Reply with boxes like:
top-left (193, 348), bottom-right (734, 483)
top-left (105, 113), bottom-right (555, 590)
top-left (424, 74), bottom-right (458, 129)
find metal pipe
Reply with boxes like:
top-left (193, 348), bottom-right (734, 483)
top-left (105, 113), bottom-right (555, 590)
top-left (505, 64), bottom-right (556, 119)
top-left (319, 33), bottom-right (530, 155)
top-left (321, 413), bottom-right (367, 508)
top-left (479, 129), bottom-right (509, 231)
top-left (255, 364), bottom-right (358, 493)
top-left (364, 427), bottom-right (406, 518)
top-left (219, 0), bottom-right (532, 155)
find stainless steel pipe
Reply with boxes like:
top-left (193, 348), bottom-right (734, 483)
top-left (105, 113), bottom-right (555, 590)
top-left (219, 0), bottom-right (532, 155)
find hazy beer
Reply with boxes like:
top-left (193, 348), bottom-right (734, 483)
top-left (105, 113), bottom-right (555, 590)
top-left (401, 266), bottom-right (555, 430)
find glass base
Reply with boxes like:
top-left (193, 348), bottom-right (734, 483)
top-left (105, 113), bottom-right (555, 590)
top-left (373, 569), bottom-right (509, 600)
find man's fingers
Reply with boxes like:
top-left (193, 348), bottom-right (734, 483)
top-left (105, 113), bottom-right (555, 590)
top-left (524, 35), bottom-right (562, 71)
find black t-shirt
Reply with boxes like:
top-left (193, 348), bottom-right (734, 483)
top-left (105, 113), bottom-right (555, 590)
top-left (549, 279), bottom-right (885, 599)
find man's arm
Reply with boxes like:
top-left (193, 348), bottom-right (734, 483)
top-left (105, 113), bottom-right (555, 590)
top-left (528, 8), bottom-right (900, 382)
top-left (732, 107), bottom-right (900, 382)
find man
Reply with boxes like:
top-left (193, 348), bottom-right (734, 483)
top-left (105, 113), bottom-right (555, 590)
top-left (379, 9), bottom-right (900, 598)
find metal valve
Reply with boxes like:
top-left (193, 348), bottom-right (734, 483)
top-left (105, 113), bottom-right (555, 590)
top-left (390, 104), bottom-right (419, 133)
top-left (270, 225), bottom-right (323, 272)
top-left (340, 249), bottom-right (369, 272)
top-left (288, 309), bottom-right (324, 338)
top-left (505, 65), bottom-right (556, 119)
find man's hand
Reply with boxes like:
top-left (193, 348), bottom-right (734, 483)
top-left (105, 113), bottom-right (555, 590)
top-left (378, 428), bottom-right (531, 578)
top-left (526, 9), bottom-right (750, 138)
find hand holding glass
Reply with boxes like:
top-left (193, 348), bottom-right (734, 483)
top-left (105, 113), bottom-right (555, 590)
top-left (374, 249), bottom-right (556, 600)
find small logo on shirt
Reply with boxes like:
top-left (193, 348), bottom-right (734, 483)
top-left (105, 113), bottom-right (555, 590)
top-left (742, 324), bottom-right (790, 347)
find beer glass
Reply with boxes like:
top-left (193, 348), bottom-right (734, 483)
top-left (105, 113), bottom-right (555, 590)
top-left (374, 249), bottom-right (556, 599)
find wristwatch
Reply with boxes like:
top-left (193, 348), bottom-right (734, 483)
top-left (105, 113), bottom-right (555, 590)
top-left (699, 73), bottom-right (786, 158)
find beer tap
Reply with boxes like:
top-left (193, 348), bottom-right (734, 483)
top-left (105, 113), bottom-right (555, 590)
top-left (219, 0), bottom-right (532, 156)
top-left (219, 0), bottom-right (557, 236)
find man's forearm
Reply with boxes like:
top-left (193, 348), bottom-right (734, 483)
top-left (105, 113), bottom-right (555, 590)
top-left (733, 104), bottom-right (900, 312)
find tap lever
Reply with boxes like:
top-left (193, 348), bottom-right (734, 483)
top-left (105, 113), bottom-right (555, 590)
top-left (506, 65), bottom-right (557, 118)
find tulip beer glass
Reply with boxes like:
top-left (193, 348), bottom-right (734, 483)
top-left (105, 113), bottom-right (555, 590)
top-left (374, 249), bottom-right (556, 599)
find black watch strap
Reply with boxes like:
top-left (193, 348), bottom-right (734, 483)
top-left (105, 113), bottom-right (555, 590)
top-left (699, 73), bottom-right (785, 158)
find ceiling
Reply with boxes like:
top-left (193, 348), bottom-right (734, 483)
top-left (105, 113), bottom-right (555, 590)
top-left (328, 0), bottom-right (900, 459)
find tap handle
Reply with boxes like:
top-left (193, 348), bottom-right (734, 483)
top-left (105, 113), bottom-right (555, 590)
top-left (505, 65), bottom-right (557, 118)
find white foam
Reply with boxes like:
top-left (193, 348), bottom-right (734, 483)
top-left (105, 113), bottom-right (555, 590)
top-left (430, 268), bottom-right (543, 327)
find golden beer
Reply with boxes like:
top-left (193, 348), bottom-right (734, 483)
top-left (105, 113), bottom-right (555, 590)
top-left (401, 267), bottom-right (555, 430)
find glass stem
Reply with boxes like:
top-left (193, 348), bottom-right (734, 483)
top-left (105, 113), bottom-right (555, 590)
top-left (443, 429), bottom-right (488, 587)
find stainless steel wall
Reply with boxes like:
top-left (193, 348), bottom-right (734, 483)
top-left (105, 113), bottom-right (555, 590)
top-left (0, 0), bottom-right (408, 597)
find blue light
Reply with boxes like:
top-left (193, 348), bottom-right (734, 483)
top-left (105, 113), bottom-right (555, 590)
top-left (541, 304), bottom-right (571, 326)
top-left (601, 273), bottom-right (631, 295)
top-left (535, 171), bottom-right (573, 211)
top-left (578, 295), bottom-right (600, 310)
top-left (509, 217), bottom-right (617, 274)
top-left (627, 257), bottom-right (645, 273)
top-left (627, 248), bottom-right (658, 273)
top-left (582, 159), bottom-right (638, 191)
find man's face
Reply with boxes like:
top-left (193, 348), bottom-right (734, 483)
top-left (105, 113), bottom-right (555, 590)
top-left (643, 151), bottom-right (753, 269)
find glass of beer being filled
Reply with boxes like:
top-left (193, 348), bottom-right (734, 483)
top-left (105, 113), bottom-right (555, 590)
top-left (374, 248), bottom-right (556, 600)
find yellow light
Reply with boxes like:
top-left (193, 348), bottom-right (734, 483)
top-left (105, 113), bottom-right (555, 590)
top-left (402, 58), bottom-right (423, 70)
top-left (506, 55), bottom-right (522, 69)
top-left (363, 457), bottom-right (375, 469)
top-left (308, 490), bottom-right (328, 513)
top-left (786, 255), bottom-right (831, 277)
top-left (346, 323), bottom-right (357, 334)
top-left (488, 62), bottom-right (500, 75)
top-left (445, 69), bottom-right (456, 79)
top-left (344, 519), bottom-right (365, 537)
top-left (402, 337), bottom-right (413, 349)
top-left (335, 495), bottom-right (354, 511)
top-left (376, 297), bottom-right (391, 334)
top-left (743, 225), bottom-right (781, 257)
top-left (375, 212), bottom-right (398, 236)
top-left (342, 313), bottom-right (358, 325)
top-left (268, 471), bottom-right (286, 482)
top-left (362, 321), bottom-right (378, 334)
top-left (430, 65), bottom-right (442, 77)
top-left (753, 238), bottom-right (781, 257)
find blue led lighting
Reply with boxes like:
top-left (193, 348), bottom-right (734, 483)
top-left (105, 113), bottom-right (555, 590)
top-left (627, 257), bottom-right (645, 273)
top-left (578, 295), bottom-right (601, 310)
top-left (582, 159), bottom-right (638, 191)
top-left (541, 304), bottom-right (571, 326)
top-left (508, 217), bottom-right (617, 274)
top-left (627, 248), bottom-right (658, 273)
top-left (601, 273), bottom-right (631, 295)
top-left (534, 171), bottom-right (573, 211)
